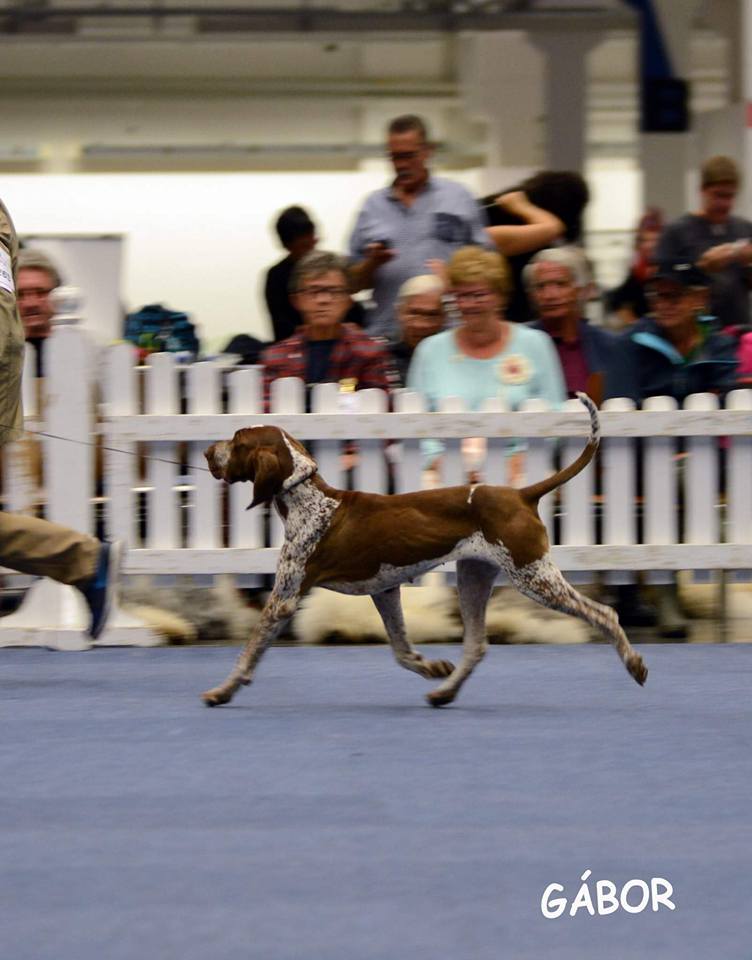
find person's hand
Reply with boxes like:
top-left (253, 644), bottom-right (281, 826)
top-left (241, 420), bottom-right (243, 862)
top-left (495, 190), bottom-right (529, 215)
top-left (697, 243), bottom-right (743, 272)
top-left (364, 242), bottom-right (396, 267)
top-left (425, 258), bottom-right (449, 287)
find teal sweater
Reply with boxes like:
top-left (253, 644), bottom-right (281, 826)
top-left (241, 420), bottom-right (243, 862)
top-left (406, 325), bottom-right (567, 460)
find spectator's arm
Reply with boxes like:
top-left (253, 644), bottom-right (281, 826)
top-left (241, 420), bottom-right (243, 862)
top-left (349, 244), bottom-right (395, 293)
top-left (487, 192), bottom-right (565, 257)
top-left (348, 203), bottom-right (394, 293)
top-left (463, 189), bottom-right (494, 250)
top-left (698, 239), bottom-right (752, 274)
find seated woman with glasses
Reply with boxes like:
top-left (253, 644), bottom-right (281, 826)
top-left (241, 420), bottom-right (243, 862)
top-left (260, 249), bottom-right (395, 412)
top-left (406, 245), bottom-right (566, 481)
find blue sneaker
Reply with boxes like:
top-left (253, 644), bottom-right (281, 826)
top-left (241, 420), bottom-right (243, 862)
top-left (78, 540), bottom-right (125, 639)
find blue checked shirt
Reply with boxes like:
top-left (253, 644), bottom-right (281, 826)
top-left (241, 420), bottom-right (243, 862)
top-left (348, 176), bottom-right (491, 338)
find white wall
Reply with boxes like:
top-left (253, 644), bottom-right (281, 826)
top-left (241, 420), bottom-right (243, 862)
top-left (2, 162), bottom-right (647, 350)
top-left (2, 168), bottom-right (482, 351)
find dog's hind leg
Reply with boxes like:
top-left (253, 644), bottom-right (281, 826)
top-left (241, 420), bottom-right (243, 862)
top-left (507, 554), bottom-right (648, 686)
top-left (426, 559), bottom-right (498, 707)
top-left (371, 587), bottom-right (455, 679)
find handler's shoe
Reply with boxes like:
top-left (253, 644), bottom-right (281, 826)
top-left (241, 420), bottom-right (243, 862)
top-left (78, 540), bottom-right (125, 639)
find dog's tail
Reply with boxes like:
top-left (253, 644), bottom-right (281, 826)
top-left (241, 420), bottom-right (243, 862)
top-left (518, 392), bottom-right (600, 504)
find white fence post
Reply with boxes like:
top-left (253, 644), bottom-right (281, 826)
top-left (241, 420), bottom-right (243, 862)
top-left (45, 326), bottom-right (94, 532)
top-left (518, 398), bottom-right (555, 537)
top-left (270, 378), bottom-right (305, 546)
top-left (145, 352), bottom-right (180, 549)
top-left (354, 389), bottom-right (389, 494)
top-left (481, 395), bottom-right (508, 484)
top-left (0, 326), bottom-right (95, 650)
top-left (187, 361), bottom-right (222, 550)
top-left (228, 366), bottom-right (264, 586)
top-left (311, 382), bottom-right (343, 486)
top-left (726, 389), bottom-right (752, 554)
top-left (438, 396), bottom-right (465, 488)
top-left (560, 396), bottom-right (595, 548)
top-left (602, 397), bottom-right (637, 585)
top-left (393, 390), bottom-right (425, 494)
top-left (643, 395), bottom-right (678, 585)
top-left (104, 342), bottom-right (139, 544)
top-left (684, 391), bottom-right (720, 545)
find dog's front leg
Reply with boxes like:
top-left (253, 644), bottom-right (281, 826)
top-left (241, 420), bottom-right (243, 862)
top-left (201, 589), bottom-right (299, 706)
top-left (202, 545), bottom-right (304, 706)
top-left (371, 587), bottom-right (454, 680)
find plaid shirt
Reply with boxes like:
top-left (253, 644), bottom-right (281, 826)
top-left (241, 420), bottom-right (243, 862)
top-left (261, 323), bottom-right (396, 411)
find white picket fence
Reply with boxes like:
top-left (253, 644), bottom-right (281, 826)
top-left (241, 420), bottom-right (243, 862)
top-left (2, 324), bottom-right (752, 646)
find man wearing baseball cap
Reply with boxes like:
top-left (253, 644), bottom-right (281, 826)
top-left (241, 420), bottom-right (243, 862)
top-left (655, 156), bottom-right (752, 330)
top-left (625, 259), bottom-right (738, 402)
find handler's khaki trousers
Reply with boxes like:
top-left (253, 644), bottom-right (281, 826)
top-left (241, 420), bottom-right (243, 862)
top-left (0, 510), bottom-right (99, 586)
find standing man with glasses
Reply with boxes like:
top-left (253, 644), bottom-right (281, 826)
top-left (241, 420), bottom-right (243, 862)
top-left (260, 250), bottom-right (395, 411)
top-left (348, 114), bottom-right (491, 340)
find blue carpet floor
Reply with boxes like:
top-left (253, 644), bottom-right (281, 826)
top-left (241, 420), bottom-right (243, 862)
top-left (0, 643), bottom-right (750, 960)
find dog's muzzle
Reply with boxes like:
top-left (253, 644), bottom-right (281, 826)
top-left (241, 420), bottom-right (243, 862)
top-left (204, 441), bottom-right (231, 480)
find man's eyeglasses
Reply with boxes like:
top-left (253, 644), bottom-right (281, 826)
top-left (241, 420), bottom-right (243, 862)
top-left (299, 285), bottom-right (349, 299)
top-left (387, 150), bottom-right (423, 162)
top-left (18, 287), bottom-right (54, 299)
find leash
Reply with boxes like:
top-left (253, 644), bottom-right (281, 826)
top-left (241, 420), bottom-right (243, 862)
top-left (0, 421), bottom-right (215, 474)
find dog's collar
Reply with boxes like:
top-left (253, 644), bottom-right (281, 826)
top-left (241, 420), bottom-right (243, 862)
top-left (283, 465), bottom-right (318, 495)
top-left (245, 464), bottom-right (318, 511)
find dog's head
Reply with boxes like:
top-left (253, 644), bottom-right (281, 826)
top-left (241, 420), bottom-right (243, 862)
top-left (204, 426), bottom-right (316, 508)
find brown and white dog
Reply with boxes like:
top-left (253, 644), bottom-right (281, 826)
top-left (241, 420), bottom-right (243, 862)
top-left (202, 393), bottom-right (647, 708)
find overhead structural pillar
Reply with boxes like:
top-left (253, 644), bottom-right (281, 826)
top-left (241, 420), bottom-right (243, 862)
top-left (458, 31), bottom-right (543, 189)
top-left (529, 31), bottom-right (600, 174)
top-left (627, 0), bottom-right (701, 219)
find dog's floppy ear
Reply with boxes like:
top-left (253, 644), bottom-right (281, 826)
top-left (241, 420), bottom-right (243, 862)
top-left (246, 448), bottom-right (286, 509)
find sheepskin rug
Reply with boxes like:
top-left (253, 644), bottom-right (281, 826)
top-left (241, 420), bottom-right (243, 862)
top-left (677, 572), bottom-right (752, 621)
top-left (121, 572), bottom-right (752, 648)
top-left (121, 574), bottom-right (261, 645)
top-left (293, 575), bottom-right (591, 646)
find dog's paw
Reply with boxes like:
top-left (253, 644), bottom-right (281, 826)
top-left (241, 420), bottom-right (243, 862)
top-left (424, 658), bottom-right (455, 679)
top-left (627, 655), bottom-right (648, 686)
top-left (202, 685), bottom-right (235, 707)
top-left (425, 687), bottom-right (456, 708)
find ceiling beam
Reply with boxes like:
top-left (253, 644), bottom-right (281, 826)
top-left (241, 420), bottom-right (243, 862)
top-left (0, 4), bottom-right (637, 36)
